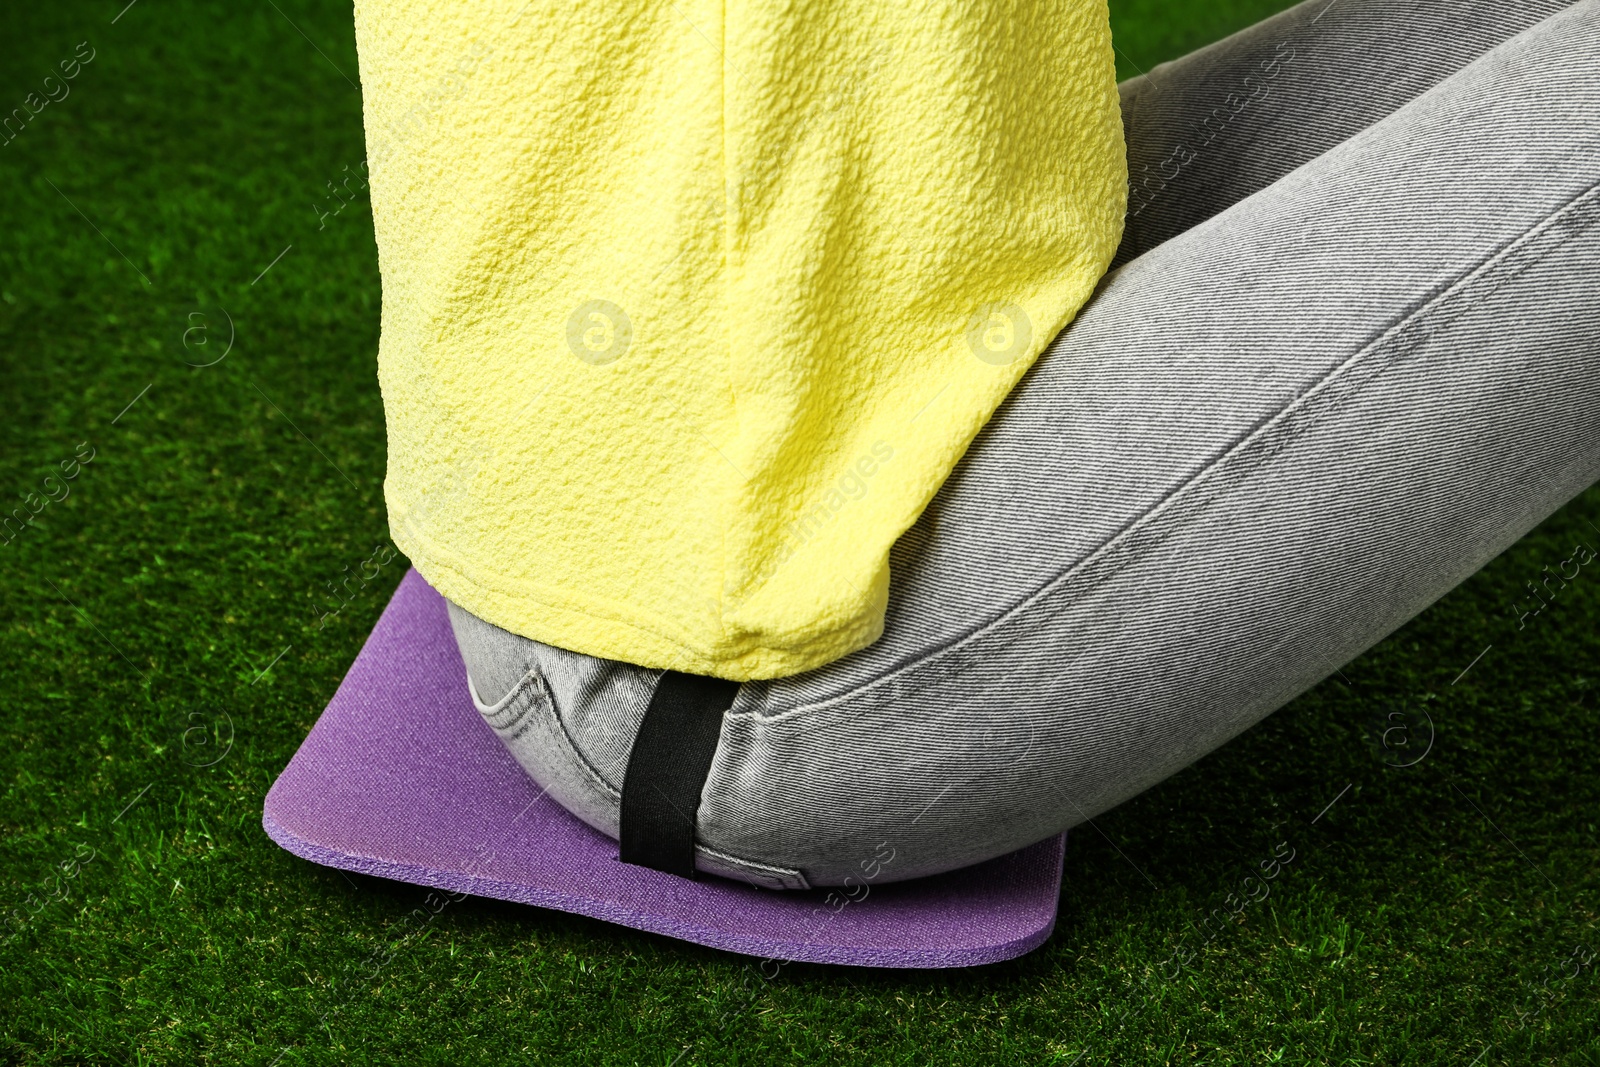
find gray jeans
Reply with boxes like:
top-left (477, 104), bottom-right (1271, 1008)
top-left (448, 0), bottom-right (1600, 888)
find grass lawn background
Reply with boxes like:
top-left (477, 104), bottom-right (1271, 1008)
top-left (2, 1), bottom-right (1597, 1063)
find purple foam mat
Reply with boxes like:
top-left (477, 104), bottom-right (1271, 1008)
top-left (263, 568), bottom-right (1066, 968)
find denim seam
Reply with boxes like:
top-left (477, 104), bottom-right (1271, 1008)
top-left (694, 844), bottom-right (811, 890)
top-left (743, 175), bottom-right (1600, 724)
top-left (468, 668), bottom-right (545, 731)
top-left (548, 687), bottom-right (622, 800)
top-left (468, 668), bottom-right (622, 798)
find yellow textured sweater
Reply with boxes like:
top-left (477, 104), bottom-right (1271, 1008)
top-left (354, 0), bottom-right (1126, 679)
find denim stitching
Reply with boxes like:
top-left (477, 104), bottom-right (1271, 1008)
top-left (695, 844), bottom-right (811, 890)
top-left (747, 176), bottom-right (1600, 722)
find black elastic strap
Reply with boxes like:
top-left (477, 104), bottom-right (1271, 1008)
top-left (618, 670), bottom-right (741, 878)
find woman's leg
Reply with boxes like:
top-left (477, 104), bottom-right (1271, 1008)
top-left (451, 0), bottom-right (1600, 887)
top-left (1115, 0), bottom-right (1578, 264)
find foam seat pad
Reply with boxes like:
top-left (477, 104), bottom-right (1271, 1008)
top-left (263, 568), bottom-right (1067, 968)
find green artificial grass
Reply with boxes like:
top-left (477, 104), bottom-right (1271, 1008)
top-left (2, 1), bottom-right (1597, 1063)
